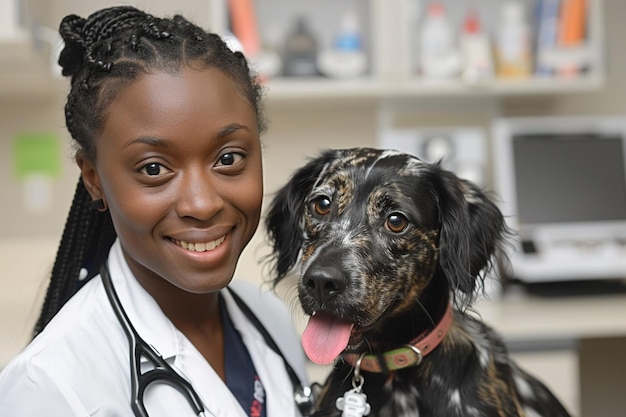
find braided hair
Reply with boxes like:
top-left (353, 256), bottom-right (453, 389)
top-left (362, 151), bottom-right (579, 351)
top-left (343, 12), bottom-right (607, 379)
top-left (33, 6), bottom-right (266, 336)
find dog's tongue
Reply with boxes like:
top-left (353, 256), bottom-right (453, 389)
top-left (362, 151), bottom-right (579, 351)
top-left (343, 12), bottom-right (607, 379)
top-left (302, 312), bottom-right (353, 365)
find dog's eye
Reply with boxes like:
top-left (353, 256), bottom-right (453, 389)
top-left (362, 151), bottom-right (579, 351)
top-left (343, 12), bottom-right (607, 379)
top-left (313, 197), bottom-right (332, 215)
top-left (386, 213), bottom-right (409, 233)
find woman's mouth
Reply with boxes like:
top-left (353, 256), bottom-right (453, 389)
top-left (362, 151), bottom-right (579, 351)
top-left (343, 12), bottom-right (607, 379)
top-left (171, 236), bottom-right (226, 252)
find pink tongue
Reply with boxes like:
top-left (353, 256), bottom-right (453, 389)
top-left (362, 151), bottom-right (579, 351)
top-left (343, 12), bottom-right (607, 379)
top-left (302, 312), bottom-right (353, 365)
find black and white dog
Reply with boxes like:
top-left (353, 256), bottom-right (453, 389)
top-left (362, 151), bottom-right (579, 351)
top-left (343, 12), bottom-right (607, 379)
top-left (265, 148), bottom-right (571, 417)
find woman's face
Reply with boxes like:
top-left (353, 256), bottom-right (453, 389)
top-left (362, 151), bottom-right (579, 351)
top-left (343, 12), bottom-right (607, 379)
top-left (81, 67), bottom-right (263, 295)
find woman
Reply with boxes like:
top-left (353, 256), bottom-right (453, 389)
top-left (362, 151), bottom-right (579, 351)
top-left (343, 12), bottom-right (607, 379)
top-left (0, 6), bottom-right (308, 417)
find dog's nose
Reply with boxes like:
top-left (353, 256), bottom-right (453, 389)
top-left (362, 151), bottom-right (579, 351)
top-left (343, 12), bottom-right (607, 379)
top-left (304, 267), bottom-right (347, 303)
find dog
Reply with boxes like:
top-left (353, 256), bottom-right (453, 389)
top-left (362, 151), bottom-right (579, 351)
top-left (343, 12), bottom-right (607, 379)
top-left (265, 148), bottom-right (571, 417)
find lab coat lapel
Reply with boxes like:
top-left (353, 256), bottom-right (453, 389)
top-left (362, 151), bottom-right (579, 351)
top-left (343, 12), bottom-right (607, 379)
top-left (222, 289), bottom-right (300, 417)
top-left (107, 240), bottom-right (179, 360)
top-left (174, 340), bottom-right (248, 417)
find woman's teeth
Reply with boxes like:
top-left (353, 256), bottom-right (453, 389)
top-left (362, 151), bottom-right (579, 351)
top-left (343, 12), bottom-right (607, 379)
top-left (174, 236), bottom-right (225, 252)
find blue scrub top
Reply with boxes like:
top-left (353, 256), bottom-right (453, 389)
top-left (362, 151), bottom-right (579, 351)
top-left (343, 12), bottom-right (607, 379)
top-left (221, 296), bottom-right (267, 417)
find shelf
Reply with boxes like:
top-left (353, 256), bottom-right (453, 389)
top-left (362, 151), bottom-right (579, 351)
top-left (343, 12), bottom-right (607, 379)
top-left (1, 73), bottom-right (604, 103)
top-left (216, 0), bottom-right (606, 104)
top-left (394, 74), bottom-right (606, 97)
top-left (0, 0), bottom-right (605, 102)
top-left (263, 78), bottom-right (385, 101)
top-left (263, 74), bottom-right (605, 102)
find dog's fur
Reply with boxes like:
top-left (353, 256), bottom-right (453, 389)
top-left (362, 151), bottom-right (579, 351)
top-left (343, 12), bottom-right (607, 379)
top-left (265, 148), bottom-right (571, 417)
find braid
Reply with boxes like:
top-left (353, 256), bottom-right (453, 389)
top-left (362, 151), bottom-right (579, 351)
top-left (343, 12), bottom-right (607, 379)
top-left (34, 6), bottom-right (266, 335)
top-left (33, 178), bottom-right (116, 337)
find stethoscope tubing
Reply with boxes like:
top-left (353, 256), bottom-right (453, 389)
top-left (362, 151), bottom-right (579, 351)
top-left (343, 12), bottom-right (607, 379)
top-left (100, 264), bottom-right (206, 417)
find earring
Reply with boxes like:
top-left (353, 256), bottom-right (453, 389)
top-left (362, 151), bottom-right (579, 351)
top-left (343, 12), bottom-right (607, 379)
top-left (90, 199), bottom-right (106, 212)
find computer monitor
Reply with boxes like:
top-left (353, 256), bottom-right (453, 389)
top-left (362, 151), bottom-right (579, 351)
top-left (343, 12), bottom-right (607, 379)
top-left (492, 117), bottom-right (626, 282)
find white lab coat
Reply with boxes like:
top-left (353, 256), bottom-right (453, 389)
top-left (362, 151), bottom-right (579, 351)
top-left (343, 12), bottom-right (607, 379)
top-left (0, 240), bottom-right (308, 417)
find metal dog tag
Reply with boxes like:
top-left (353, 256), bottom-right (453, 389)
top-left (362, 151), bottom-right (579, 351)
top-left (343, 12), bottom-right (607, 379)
top-left (335, 388), bottom-right (371, 417)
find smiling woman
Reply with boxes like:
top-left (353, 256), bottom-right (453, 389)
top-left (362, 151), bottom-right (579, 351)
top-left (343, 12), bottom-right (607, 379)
top-left (0, 6), bottom-right (309, 417)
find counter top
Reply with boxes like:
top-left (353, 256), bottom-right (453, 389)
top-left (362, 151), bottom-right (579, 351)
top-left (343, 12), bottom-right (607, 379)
top-left (475, 284), bottom-right (626, 342)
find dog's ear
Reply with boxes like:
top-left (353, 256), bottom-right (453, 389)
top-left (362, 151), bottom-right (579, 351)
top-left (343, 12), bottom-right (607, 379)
top-left (265, 150), bottom-right (335, 284)
top-left (430, 166), bottom-right (508, 306)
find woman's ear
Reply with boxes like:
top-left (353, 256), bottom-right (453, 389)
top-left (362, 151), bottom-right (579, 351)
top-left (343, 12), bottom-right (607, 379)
top-left (76, 155), bottom-right (105, 205)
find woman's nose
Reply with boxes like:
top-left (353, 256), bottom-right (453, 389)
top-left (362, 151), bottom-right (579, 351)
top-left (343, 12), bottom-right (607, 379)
top-left (174, 169), bottom-right (225, 220)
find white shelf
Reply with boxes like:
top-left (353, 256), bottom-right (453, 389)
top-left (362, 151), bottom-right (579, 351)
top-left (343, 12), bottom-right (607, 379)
top-left (1, 73), bottom-right (604, 103)
top-left (263, 74), bottom-right (605, 102)
top-left (395, 74), bottom-right (605, 97)
top-left (264, 78), bottom-right (385, 101)
top-left (0, 0), bottom-right (606, 102)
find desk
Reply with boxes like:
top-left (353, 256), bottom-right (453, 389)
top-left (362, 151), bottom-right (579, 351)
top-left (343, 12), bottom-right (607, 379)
top-left (475, 288), bottom-right (626, 417)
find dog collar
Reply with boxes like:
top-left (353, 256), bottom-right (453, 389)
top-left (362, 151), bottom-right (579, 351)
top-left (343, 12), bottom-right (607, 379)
top-left (342, 302), bottom-right (454, 373)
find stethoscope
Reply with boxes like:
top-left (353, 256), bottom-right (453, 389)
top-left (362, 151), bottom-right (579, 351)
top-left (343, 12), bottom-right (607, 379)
top-left (100, 263), bottom-right (318, 417)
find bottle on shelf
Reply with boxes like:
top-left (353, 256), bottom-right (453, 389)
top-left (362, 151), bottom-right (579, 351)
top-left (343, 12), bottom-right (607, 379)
top-left (494, 1), bottom-right (533, 79)
top-left (317, 10), bottom-right (368, 79)
top-left (459, 9), bottom-right (494, 84)
top-left (282, 16), bottom-right (319, 77)
top-left (417, 2), bottom-right (461, 79)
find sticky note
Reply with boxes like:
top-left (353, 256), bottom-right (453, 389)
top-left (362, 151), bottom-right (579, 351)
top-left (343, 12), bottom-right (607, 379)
top-left (13, 132), bottom-right (62, 179)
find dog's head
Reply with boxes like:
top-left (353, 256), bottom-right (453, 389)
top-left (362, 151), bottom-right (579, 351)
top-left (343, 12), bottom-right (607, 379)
top-left (265, 148), bottom-right (507, 363)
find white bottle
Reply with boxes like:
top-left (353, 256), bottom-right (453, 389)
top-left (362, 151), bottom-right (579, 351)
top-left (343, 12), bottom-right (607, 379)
top-left (418, 2), bottom-right (461, 79)
top-left (317, 11), bottom-right (368, 79)
top-left (460, 9), bottom-right (494, 84)
top-left (495, 1), bottom-right (532, 78)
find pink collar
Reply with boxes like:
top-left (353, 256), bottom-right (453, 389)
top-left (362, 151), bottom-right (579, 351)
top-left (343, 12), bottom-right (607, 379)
top-left (342, 302), bottom-right (454, 373)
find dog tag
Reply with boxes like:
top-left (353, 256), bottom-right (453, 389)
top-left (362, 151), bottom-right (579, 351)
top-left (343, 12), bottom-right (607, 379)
top-left (335, 388), bottom-right (371, 417)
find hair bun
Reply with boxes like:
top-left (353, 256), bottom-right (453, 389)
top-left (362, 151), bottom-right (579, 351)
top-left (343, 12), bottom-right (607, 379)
top-left (58, 7), bottom-right (151, 77)
top-left (58, 14), bottom-right (87, 77)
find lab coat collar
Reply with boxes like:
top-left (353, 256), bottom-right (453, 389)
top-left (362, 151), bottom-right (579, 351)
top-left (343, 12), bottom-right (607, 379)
top-left (106, 239), bottom-right (182, 361)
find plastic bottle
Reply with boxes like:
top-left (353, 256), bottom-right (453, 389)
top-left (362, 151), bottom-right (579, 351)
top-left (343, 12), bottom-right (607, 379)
top-left (418, 2), bottom-right (461, 79)
top-left (459, 9), bottom-right (494, 84)
top-left (317, 11), bottom-right (368, 79)
top-left (494, 1), bottom-right (532, 78)
top-left (282, 17), bottom-right (318, 77)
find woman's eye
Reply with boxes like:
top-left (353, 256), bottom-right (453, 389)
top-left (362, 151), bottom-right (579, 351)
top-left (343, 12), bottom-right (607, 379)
top-left (385, 213), bottom-right (409, 233)
top-left (217, 152), bottom-right (243, 167)
top-left (140, 162), bottom-right (167, 176)
top-left (313, 197), bottom-right (332, 215)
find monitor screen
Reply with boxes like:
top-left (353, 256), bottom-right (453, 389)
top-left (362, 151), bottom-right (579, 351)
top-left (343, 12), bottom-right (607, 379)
top-left (512, 133), bottom-right (626, 225)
